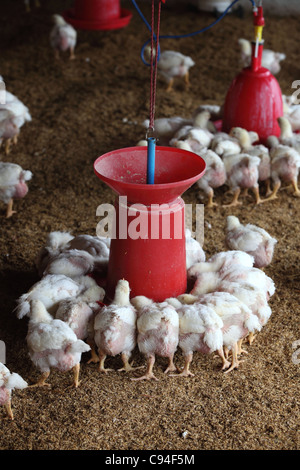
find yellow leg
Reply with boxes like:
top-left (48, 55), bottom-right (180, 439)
top-left (261, 181), bottom-right (281, 202)
top-left (252, 186), bottom-right (264, 205)
top-left (291, 178), bottom-right (300, 197)
top-left (224, 343), bottom-right (244, 374)
top-left (217, 348), bottom-right (231, 370)
top-left (131, 355), bottom-right (158, 381)
top-left (5, 139), bottom-right (12, 155)
top-left (164, 353), bottom-right (177, 374)
top-left (171, 352), bottom-right (194, 377)
top-left (30, 371), bottom-right (51, 387)
top-left (265, 179), bottom-right (272, 196)
top-left (206, 189), bottom-right (218, 208)
top-left (166, 78), bottom-right (174, 93)
top-left (237, 339), bottom-right (248, 355)
top-left (5, 400), bottom-right (14, 420)
top-left (184, 71), bottom-right (190, 88)
top-left (247, 331), bottom-right (256, 345)
top-left (98, 352), bottom-right (113, 373)
top-left (73, 363), bottom-right (80, 387)
top-left (222, 188), bottom-right (242, 207)
top-left (6, 199), bottom-right (16, 218)
top-left (118, 352), bottom-right (143, 372)
top-left (69, 47), bottom-right (76, 60)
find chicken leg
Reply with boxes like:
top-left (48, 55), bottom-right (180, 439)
top-left (69, 47), bottom-right (76, 61)
top-left (170, 352), bottom-right (194, 377)
top-left (223, 188), bottom-right (242, 207)
top-left (73, 363), bottom-right (80, 387)
top-left (131, 354), bottom-right (158, 381)
top-left (206, 189), bottom-right (218, 208)
top-left (261, 181), bottom-right (281, 202)
top-left (97, 352), bottom-right (113, 373)
top-left (30, 371), bottom-right (51, 387)
top-left (4, 400), bottom-right (14, 420)
top-left (252, 185), bottom-right (264, 204)
top-left (6, 199), bottom-right (16, 218)
top-left (164, 353), bottom-right (177, 374)
top-left (166, 78), bottom-right (174, 93)
top-left (117, 352), bottom-right (143, 372)
top-left (291, 178), bottom-right (300, 197)
top-left (184, 71), bottom-right (190, 89)
top-left (224, 343), bottom-right (244, 374)
top-left (217, 348), bottom-right (231, 370)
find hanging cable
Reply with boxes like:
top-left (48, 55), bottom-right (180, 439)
top-left (131, 0), bottom-right (258, 66)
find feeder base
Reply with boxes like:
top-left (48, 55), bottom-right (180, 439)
top-left (63, 7), bottom-right (132, 30)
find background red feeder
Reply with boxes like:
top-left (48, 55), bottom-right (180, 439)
top-left (94, 146), bottom-right (206, 302)
top-left (222, 4), bottom-right (283, 144)
top-left (63, 0), bottom-right (132, 31)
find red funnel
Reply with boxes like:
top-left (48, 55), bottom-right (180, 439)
top-left (94, 146), bottom-right (206, 301)
top-left (63, 0), bottom-right (132, 31)
top-left (94, 146), bottom-right (206, 205)
top-left (222, 43), bottom-right (283, 143)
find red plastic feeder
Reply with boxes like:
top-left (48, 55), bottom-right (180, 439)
top-left (63, 0), bottom-right (132, 31)
top-left (94, 146), bottom-right (206, 302)
top-left (222, 6), bottom-right (283, 143)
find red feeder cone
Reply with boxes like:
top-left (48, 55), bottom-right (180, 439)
top-left (222, 5), bottom-right (283, 144)
top-left (94, 146), bottom-right (206, 302)
top-left (63, 0), bottom-right (132, 31)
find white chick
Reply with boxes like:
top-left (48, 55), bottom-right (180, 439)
top-left (55, 297), bottom-right (101, 364)
top-left (67, 234), bottom-right (110, 274)
top-left (283, 99), bottom-right (300, 132)
top-left (50, 15), bottom-right (77, 60)
top-left (179, 291), bottom-right (262, 372)
top-left (193, 104), bottom-right (222, 122)
top-left (166, 300), bottom-right (227, 376)
top-left (15, 274), bottom-right (81, 319)
top-left (0, 362), bottom-right (27, 420)
top-left (238, 38), bottom-right (286, 75)
top-left (35, 231), bottom-right (75, 277)
top-left (170, 111), bottom-right (214, 150)
top-left (0, 89), bottom-right (32, 154)
top-left (93, 280), bottom-right (137, 373)
top-left (225, 216), bottom-right (277, 268)
top-left (277, 116), bottom-right (300, 152)
top-left (210, 131), bottom-right (241, 158)
top-left (43, 249), bottom-right (95, 278)
top-left (216, 280), bottom-right (272, 346)
top-left (229, 127), bottom-right (271, 195)
top-left (185, 228), bottom-right (205, 270)
top-left (15, 273), bottom-right (103, 319)
top-left (265, 135), bottom-right (300, 200)
top-left (156, 50), bottom-right (195, 92)
top-left (26, 300), bottom-right (90, 387)
top-left (131, 296), bottom-right (179, 381)
top-left (222, 153), bottom-right (261, 206)
top-left (195, 148), bottom-right (227, 207)
top-left (142, 116), bottom-right (193, 145)
top-left (0, 162), bottom-right (32, 218)
top-left (188, 250), bottom-right (254, 277)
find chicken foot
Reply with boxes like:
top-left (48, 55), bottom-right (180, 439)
top-left (6, 199), bottom-right (16, 218)
top-left (224, 343), bottom-right (244, 374)
top-left (4, 400), bottom-right (14, 420)
top-left (170, 352), bottom-right (194, 377)
top-left (30, 371), bottom-right (51, 387)
top-left (260, 181), bottom-right (281, 202)
top-left (166, 78), bottom-right (174, 93)
top-left (291, 178), bottom-right (300, 197)
top-left (222, 188), bottom-right (242, 207)
top-left (164, 353), bottom-right (177, 374)
top-left (117, 352), bottom-right (143, 372)
top-left (206, 189), bottom-right (218, 208)
top-left (131, 355), bottom-right (158, 381)
top-left (97, 352), bottom-right (113, 373)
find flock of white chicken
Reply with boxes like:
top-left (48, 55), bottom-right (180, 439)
top-left (140, 106), bottom-right (300, 207)
top-left (1, 213), bottom-right (277, 418)
top-left (0, 8), bottom-right (292, 421)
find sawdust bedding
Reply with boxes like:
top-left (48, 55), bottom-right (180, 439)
top-left (0, 0), bottom-right (299, 452)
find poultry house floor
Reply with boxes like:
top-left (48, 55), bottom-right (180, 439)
top-left (0, 0), bottom-right (299, 451)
